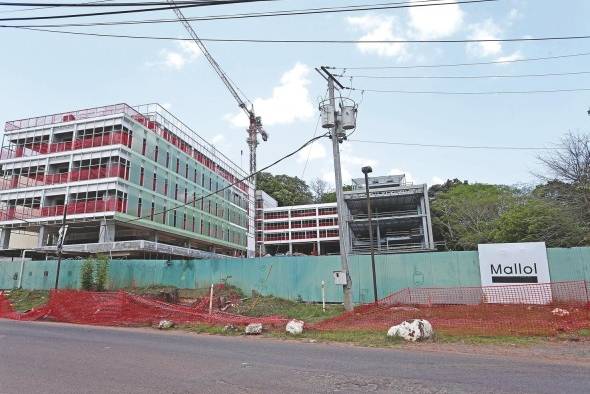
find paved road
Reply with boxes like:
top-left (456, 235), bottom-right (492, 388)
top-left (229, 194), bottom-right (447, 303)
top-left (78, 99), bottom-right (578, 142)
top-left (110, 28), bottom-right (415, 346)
top-left (0, 320), bottom-right (588, 394)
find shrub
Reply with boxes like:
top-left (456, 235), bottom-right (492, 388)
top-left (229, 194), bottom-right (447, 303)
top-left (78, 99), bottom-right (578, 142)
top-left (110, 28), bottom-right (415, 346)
top-left (95, 256), bottom-right (109, 292)
top-left (80, 259), bottom-right (95, 291)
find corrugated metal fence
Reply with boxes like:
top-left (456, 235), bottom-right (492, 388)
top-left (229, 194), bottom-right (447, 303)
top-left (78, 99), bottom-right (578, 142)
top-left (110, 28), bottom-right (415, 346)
top-left (1, 248), bottom-right (589, 303)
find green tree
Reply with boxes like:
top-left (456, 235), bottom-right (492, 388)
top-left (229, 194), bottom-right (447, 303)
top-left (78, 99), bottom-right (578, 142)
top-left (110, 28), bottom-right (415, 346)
top-left (80, 259), bottom-right (95, 291)
top-left (256, 172), bottom-right (313, 206)
top-left (492, 199), bottom-right (586, 247)
top-left (95, 256), bottom-right (109, 292)
top-left (430, 183), bottom-right (516, 250)
top-left (319, 185), bottom-right (353, 203)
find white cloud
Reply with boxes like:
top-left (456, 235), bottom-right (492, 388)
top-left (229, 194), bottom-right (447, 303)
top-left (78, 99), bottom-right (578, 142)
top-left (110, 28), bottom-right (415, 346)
top-left (297, 142), bottom-right (327, 163)
top-left (431, 176), bottom-right (444, 185)
top-left (226, 63), bottom-right (314, 127)
top-left (466, 19), bottom-right (503, 58)
top-left (496, 50), bottom-right (524, 62)
top-left (320, 144), bottom-right (378, 185)
top-left (346, 15), bottom-right (409, 59)
top-left (151, 41), bottom-right (202, 70)
top-left (210, 134), bottom-right (225, 145)
top-left (507, 8), bottom-right (521, 22)
top-left (408, 0), bottom-right (464, 39)
top-left (389, 168), bottom-right (415, 184)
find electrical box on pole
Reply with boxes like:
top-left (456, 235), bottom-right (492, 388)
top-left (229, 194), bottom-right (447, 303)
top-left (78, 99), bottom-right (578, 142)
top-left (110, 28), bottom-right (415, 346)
top-left (316, 66), bottom-right (358, 311)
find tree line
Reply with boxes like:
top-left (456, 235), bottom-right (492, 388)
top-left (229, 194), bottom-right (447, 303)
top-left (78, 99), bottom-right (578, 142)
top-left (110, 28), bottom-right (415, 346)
top-left (257, 132), bottom-right (590, 250)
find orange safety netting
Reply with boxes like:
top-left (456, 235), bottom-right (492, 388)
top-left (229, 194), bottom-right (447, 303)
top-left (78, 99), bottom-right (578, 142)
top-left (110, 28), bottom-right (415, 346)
top-left (315, 281), bottom-right (590, 336)
top-left (0, 290), bottom-right (288, 328)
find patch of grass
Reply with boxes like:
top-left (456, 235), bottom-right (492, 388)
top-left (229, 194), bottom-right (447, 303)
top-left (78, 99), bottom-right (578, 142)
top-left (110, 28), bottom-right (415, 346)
top-left (234, 295), bottom-right (344, 324)
top-left (178, 324), bottom-right (238, 336)
top-left (578, 328), bottom-right (590, 337)
top-left (124, 285), bottom-right (178, 296)
top-left (433, 333), bottom-right (544, 346)
top-left (5, 289), bottom-right (49, 312)
top-left (266, 329), bottom-right (405, 347)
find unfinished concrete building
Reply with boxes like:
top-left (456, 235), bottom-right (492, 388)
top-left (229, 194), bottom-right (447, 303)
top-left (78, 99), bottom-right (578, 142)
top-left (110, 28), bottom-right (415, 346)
top-left (343, 174), bottom-right (434, 254)
top-left (0, 103), bottom-right (254, 259)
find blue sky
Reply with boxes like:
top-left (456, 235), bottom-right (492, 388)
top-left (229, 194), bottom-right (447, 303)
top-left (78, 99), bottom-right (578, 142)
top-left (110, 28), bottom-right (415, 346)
top-left (1, 0), bottom-right (590, 187)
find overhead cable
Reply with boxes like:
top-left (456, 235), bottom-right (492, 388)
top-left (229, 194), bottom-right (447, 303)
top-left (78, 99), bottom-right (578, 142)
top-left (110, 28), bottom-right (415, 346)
top-left (336, 70), bottom-right (590, 79)
top-left (1, 0), bottom-right (500, 27)
top-left (6, 26), bottom-right (590, 45)
top-left (348, 139), bottom-right (559, 150)
top-left (0, 0), bottom-right (281, 22)
top-left (345, 87), bottom-right (590, 95)
top-left (6, 132), bottom-right (330, 230)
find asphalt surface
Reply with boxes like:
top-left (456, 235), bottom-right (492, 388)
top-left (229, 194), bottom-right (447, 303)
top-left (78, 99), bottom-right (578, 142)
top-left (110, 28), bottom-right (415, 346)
top-left (0, 320), bottom-right (588, 394)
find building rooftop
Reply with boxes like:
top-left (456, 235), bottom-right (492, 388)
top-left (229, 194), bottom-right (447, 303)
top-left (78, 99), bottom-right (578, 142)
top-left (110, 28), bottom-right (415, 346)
top-left (351, 174), bottom-right (407, 189)
top-left (4, 102), bottom-right (249, 182)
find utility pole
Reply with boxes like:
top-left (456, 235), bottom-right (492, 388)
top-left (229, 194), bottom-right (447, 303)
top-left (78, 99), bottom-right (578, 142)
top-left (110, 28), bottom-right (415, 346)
top-left (317, 66), bottom-right (353, 311)
top-left (362, 166), bottom-right (378, 303)
top-left (54, 204), bottom-right (68, 289)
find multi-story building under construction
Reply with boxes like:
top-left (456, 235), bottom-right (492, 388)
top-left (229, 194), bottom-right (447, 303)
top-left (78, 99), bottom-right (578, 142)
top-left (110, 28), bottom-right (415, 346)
top-left (0, 103), bottom-right (254, 258)
top-left (257, 174), bottom-right (435, 255)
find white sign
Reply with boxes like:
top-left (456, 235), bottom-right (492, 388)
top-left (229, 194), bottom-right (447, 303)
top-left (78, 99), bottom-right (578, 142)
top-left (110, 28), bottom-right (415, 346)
top-left (333, 271), bottom-right (347, 285)
top-left (478, 242), bottom-right (551, 304)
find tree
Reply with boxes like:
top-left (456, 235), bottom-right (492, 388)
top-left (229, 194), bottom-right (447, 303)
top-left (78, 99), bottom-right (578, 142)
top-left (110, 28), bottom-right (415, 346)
top-left (430, 183), bottom-right (516, 250)
top-left (492, 199), bottom-right (586, 247)
top-left (95, 255), bottom-right (110, 292)
top-left (319, 185), bottom-right (353, 204)
top-left (80, 259), bottom-right (94, 291)
top-left (537, 132), bottom-right (590, 220)
top-left (256, 172), bottom-right (313, 206)
top-left (310, 178), bottom-right (332, 203)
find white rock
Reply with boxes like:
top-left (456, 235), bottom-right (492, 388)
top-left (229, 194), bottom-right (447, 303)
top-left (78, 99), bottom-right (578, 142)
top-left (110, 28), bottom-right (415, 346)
top-left (387, 319), bottom-right (433, 342)
top-left (551, 308), bottom-right (570, 317)
top-left (286, 319), bottom-right (304, 335)
top-left (158, 320), bottom-right (175, 330)
top-left (245, 323), bottom-right (263, 335)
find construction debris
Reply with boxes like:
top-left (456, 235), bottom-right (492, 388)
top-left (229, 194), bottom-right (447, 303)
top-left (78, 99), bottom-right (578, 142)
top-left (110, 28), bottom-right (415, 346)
top-left (286, 319), bottom-right (304, 335)
top-left (552, 308), bottom-right (570, 317)
top-left (158, 320), bottom-right (175, 330)
top-left (387, 319), bottom-right (433, 342)
top-left (245, 323), bottom-right (263, 335)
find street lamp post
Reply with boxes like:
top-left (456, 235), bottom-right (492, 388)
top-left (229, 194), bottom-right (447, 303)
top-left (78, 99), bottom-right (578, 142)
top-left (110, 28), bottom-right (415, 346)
top-left (362, 166), bottom-right (378, 303)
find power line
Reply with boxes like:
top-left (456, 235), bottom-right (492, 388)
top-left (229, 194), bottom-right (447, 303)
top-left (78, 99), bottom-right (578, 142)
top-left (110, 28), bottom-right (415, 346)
top-left (1, 0), bottom-right (499, 28)
top-left (0, 0), bottom-right (273, 5)
top-left (348, 138), bottom-right (559, 151)
top-left (4, 133), bottom-right (329, 231)
top-left (328, 51), bottom-right (590, 69)
top-left (0, 0), bottom-right (115, 15)
top-left (336, 70), bottom-right (590, 80)
top-left (346, 86), bottom-right (590, 95)
top-left (6, 26), bottom-right (590, 45)
top-left (0, 0), bottom-right (281, 22)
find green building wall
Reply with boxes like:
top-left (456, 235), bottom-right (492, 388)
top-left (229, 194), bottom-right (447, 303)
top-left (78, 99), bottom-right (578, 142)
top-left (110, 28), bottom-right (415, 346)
top-left (2, 247), bottom-right (589, 303)
top-left (120, 120), bottom-right (250, 251)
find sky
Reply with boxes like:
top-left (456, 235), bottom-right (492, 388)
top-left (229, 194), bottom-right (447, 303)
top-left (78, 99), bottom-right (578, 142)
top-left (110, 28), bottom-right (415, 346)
top-left (1, 0), bottom-right (590, 188)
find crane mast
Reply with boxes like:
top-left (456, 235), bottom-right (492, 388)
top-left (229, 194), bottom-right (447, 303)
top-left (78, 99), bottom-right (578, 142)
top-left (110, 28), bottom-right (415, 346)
top-left (165, 0), bottom-right (267, 182)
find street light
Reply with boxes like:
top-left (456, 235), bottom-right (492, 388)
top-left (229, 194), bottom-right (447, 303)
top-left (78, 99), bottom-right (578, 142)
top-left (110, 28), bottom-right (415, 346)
top-left (361, 166), bottom-right (378, 303)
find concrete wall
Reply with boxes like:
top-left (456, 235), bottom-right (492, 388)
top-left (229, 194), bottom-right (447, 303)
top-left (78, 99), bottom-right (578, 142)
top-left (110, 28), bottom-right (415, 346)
top-left (1, 247), bottom-right (588, 303)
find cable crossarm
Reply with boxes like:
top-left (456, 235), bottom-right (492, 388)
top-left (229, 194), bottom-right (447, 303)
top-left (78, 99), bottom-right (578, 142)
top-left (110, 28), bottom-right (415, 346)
top-left (166, 0), bottom-right (248, 116)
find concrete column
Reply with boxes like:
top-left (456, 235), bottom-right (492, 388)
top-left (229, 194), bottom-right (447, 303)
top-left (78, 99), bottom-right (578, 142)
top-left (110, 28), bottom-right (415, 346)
top-left (376, 224), bottom-right (381, 251)
top-left (0, 227), bottom-right (11, 249)
top-left (37, 225), bottom-right (47, 248)
top-left (99, 219), bottom-right (115, 243)
top-left (317, 240), bottom-right (321, 256)
top-left (422, 185), bottom-right (435, 249)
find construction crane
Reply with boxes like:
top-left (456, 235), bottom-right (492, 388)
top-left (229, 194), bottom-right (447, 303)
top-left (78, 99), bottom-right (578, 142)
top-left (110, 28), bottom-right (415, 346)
top-left (165, 0), bottom-right (268, 183)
